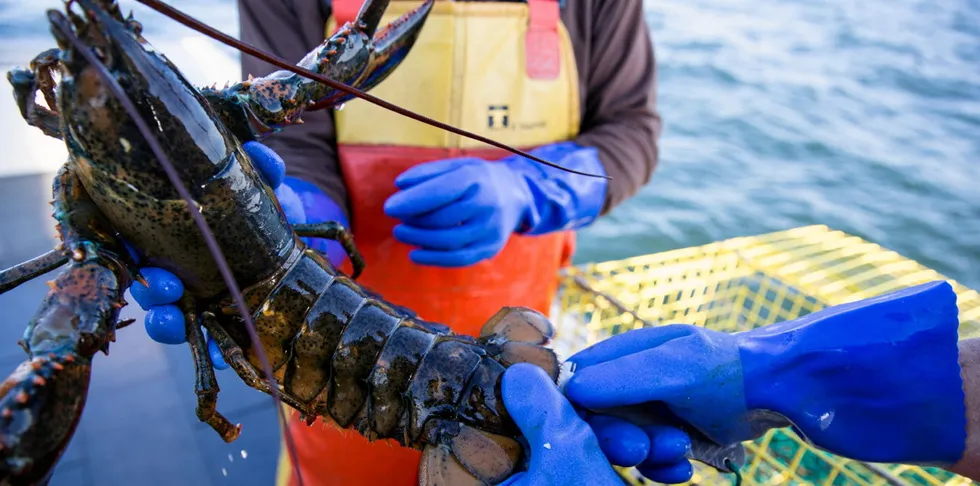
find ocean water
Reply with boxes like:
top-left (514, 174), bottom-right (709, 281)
top-left (576, 0), bottom-right (980, 292)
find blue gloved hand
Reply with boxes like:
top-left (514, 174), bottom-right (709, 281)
top-left (383, 142), bottom-right (608, 267)
top-left (497, 363), bottom-right (688, 485)
top-left (128, 141), bottom-right (349, 369)
top-left (564, 281), bottom-right (968, 471)
top-left (582, 414), bottom-right (696, 483)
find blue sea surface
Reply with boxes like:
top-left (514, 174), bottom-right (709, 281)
top-left (576, 0), bottom-right (980, 292)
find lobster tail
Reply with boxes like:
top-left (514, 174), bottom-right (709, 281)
top-left (206, 245), bottom-right (563, 484)
top-left (420, 424), bottom-right (525, 486)
top-left (479, 307), bottom-right (560, 378)
top-left (417, 307), bottom-right (561, 485)
top-left (454, 307), bottom-right (560, 438)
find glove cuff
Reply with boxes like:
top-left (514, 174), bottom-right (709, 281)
top-left (282, 176), bottom-right (350, 267)
top-left (502, 141), bottom-right (609, 235)
top-left (738, 281), bottom-right (967, 466)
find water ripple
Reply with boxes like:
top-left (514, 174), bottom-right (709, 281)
top-left (578, 0), bottom-right (980, 290)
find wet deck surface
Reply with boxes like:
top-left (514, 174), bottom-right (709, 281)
top-left (0, 172), bottom-right (281, 485)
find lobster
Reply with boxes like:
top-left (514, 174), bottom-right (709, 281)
top-left (0, 0), bottom-right (617, 484)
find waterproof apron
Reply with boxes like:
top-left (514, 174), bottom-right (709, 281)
top-left (276, 1), bottom-right (581, 484)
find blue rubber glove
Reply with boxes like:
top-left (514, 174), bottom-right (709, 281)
top-left (583, 415), bottom-right (696, 484)
top-left (498, 363), bottom-right (684, 485)
top-left (383, 142), bottom-right (607, 267)
top-left (564, 281), bottom-right (968, 472)
top-left (128, 141), bottom-right (349, 369)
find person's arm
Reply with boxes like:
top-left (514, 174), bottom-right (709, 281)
top-left (564, 281), bottom-right (976, 483)
top-left (575, 0), bottom-right (661, 213)
top-left (380, 0), bottom-right (662, 267)
top-left (952, 338), bottom-right (980, 479)
top-left (238, 0), bottom-right (350, 221)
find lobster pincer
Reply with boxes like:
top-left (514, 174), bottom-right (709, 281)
top-left (203, 0), bottom-right (435, 140)
top-left (310, 0), bottom-right (435, 107)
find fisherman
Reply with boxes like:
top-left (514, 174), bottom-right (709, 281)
top-left (131, 0), bottom-right (662, 484)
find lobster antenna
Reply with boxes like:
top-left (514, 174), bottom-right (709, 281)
top-left (133, 0), bottom-right (611, 181)
top-left (46, 11), bottom-right (307, 486)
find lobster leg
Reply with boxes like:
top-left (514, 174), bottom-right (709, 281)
top-left (0, 249), bottom-right (69, 295)
top-left (294, 222), bottom-right (366, 279)
top-left (183, 297), bottom-right (242, 442)
top-left (200, 312), bottom-right (315, 418)
top-left (1, 159), bottom-right (128, 299)
top-left (7, 48), bottom-right (63, 140)
top-left (0, 146), bottom-right (140, 297)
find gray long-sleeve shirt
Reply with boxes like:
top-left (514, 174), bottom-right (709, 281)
top-left (238, 0), bottom-right (661, 220)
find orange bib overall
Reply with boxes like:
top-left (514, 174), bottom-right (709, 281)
top-left (276, 1), bottom-right (581, 484)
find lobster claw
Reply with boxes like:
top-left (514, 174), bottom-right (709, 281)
top-left (199, 0), bottom-right (434, 138)
top-left (312, 0), bottom-right (434, 108)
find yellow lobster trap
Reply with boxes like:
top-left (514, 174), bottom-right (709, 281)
top-left (551, 225), bottom-right (980, 486)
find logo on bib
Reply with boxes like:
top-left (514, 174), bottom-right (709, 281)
top-left (488, 105), bottom-right (509, 129)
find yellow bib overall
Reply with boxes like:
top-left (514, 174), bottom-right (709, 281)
top-left (276, 1), bottom-right (581, 484)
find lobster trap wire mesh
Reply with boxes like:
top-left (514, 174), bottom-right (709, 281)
top-left (550, 224), bottom-right (980, 486)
